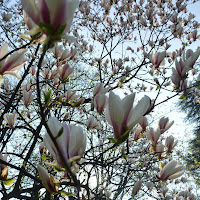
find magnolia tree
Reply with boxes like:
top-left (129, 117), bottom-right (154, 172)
top-left (0, 0), bottom-right (200, 199)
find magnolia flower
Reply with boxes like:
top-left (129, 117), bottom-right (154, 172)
top-left (171, 49), bottom-right (200, 89)
top-left (51, 69), bottom-right (59, 79)
top-left (94, 93), bottom-right (108, 114)
top-left (165, 136), bottom-right (178, 153)
top-left (21, 0), bottom-right (79, 38)
top-left (86, 116), bottom-right (101, 130)
top-left (2, 12), bottom-right (12, 21)
top-left (105, 91), bottom-right (150, 139)
top-left (150, 51), bottom-right (166, 68)
top-left (30, 66), bottom-right (36, 76)
top-left (146, 128), bottom-right (160, 147)
top-left (138, 116), bottom-right (148, 131)
top-left (132, 180), bottom-right (142, 196)
top-left (158, 160), bottom-right (184, 181)
top-left (52, 45), bottom-right (77, 64)
top-left (42, 68), bottom-right (51, 79)
top-left (155, 143), bottom-right (164, 159)
top-left (23, 90), bottom-right (34, 107)
top-left (23, 82), bottom-right (31, 91)
top-left (93, 83), bottom-right (108, 96)
top-left (57, 64), bottom-right (73, 81)
top-left (39, 143), bottom-right (45, 155)
top-left (37, 165), bottom-right (59, 194)
top-left (158, 117), bottom-right (174, 134)
top-left (131, 128), bottom-right (142, 141)
top-left (0, 153), bottom-right (8, 179)
top-left (0, 44), bottom-right (26, 82)
top-left (65, 88), bottom-right (79, 101)
top-left (53, 78), bottom-right (60, 87)
top-left (73, 97), bottom-right (85, 107)
top-left (3, 113), bottom-right (17, 128)
top-left (43, 117), bottom-right (86, 166)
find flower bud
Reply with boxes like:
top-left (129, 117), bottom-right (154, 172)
top-left (23, 90), bottom-right (34, 107)
top-left (94, 93), bottom-right (107, 114)
top-left (3, 113), bottom-right (17, 128)
top-left (37, 165), bottom-right (59, 194)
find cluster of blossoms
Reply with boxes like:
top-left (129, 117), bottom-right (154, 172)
top-left (1, 0), bottom-right (199, 199)
top-left (171, 48), bottom-right (200, 91)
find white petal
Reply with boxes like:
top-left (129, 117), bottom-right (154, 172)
top-left (107, 91), bottom-right (124, 131)
top-left (47, 117), bottom-right (62, 137)
top-left (0, 43), bottom-right (8, 59)
top-left (121, 93), bottom-right (135, 122)
top-left (168, 170), bottom-right (184, 180)
top-left (127, 96), bottom-right (150, 129)
top-left (65, 0), bottom-right (79, 32)
top-left (21, 0), bottom-right (40, 24)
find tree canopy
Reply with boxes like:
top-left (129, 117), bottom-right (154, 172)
top-left (0, 0), bottom-right (200, 199)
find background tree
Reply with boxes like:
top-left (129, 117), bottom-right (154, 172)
top-left (178, 78), bottom-right (200, 186)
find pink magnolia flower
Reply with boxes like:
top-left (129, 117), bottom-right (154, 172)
top-left (57, 64), bottom-right (73, 81)
top-left (86, 116), bottom-right (101, 130)
top-left (23, 82), bottom-right (31, 91)
top-left (64, 88), bottom-right (79, 102)
top-left (43, 117), bottom-right (86, 166)
top-left (93, 83), bottom-right (108, 96)
top-left (131, 128), bottom-right (143, 141)
top-left (158, 160), bottom-right (184, 181)
top-left (158, 117), bottom-right (174, 134)
top-left (30, 66), bottom-right (36, 76)
top-left (165, 135), bottom-right (178, 153)
top-left (23, 90), bottom-right (34, 107)
top-left (21, 0), bottom-right (79, 38)
top-left (94, 93), bottom-right (108, 114)
top-left (155, 143), bottom-right (164, 159)
top-left (73, 97), bottom-right (85, 107)
top-left (37, 165), bottom-right (59, 194)
top-left (0, 44), bottom-right (26, 82)
top-left (3, 113), bottom-right (17, 128)
top-left (146, 128), bottom-right (160, 147)
top-left (150, 51), bottom-right (166, 68)
top-left (105, 91), bottom-right (150, 139)
top-left (132, 180), bottom-right (142, 196)
top-left (2, 12), bottom-right (12, 21)
top-left (42, 68), bottom-right (51, 79)
top-left (138, 116), bottom-right (148, 131)
top-left (171, 49), bottom-right (200, 89)
top-left (0, 153), bottom-right (8, 179)
top-left (51, 69), bottom-right (59, 79)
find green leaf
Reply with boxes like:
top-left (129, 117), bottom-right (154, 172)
top-left (44, 90), bottom-right (52, 106)
top-left (108, 138), bottom-right (117, 143)
top-left (156, 85), bottom-right (160, 90)
top-left (59, 191), bottom-right (73, 197)
top-left (159, 162), bottom-right (163, 170)
top-left (179, 95), bottom-right (186, 100)
top-left (3, 178), bottom-right (15, 185)
top-left (41, 155), bottom-right (47, 160)
top-left (55, 127), bottom-right (64, 139)
top-left (54, 165), bottom-right (64, 172)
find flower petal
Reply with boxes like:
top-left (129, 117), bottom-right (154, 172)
top-left (127, 95), bottom-right (150, 130)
